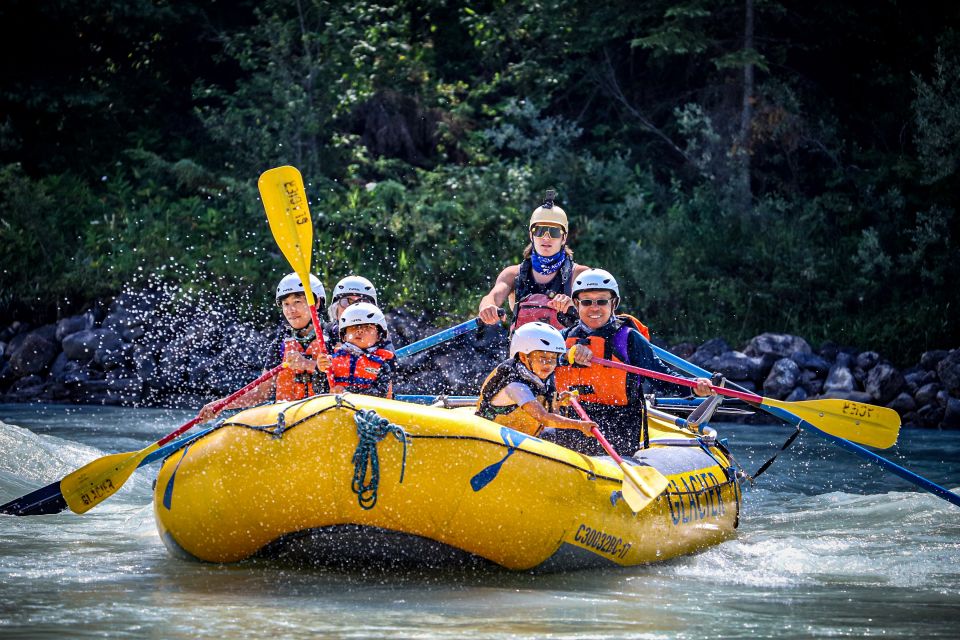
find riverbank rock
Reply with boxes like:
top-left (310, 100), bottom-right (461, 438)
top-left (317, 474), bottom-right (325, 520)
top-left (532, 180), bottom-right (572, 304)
top-left (1, 297), bottom-right (958, 429)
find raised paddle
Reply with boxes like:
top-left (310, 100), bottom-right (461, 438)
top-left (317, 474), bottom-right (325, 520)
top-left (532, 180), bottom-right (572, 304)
top-left (258, 165), bottom-right (326, 348)
top-left (568, 394), bottom-right (669, 512)
top-left (0, 365), bottom-right (284, 517)
top-left (643, 341), bottom-right (960, 509)
top-left (582, 353), bottom-right (900, 449)
top-left (394, 310), bottom-right (504, 359)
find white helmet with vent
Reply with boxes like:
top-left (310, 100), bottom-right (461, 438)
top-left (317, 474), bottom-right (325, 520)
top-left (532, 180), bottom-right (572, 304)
top-left (571, 268), bottom-right (620, 304)
top-left (509, 321), bottom-right (567, 358)
top-left (338, 302), bottom-right (388, 338)
top-left (276, 272), bottom-right (325, 308)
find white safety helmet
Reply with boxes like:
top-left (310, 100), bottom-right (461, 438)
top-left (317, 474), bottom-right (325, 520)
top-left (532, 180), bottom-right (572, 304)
top-left (338, 302), bottom-right (388, 339)
top-left (528, 189), bottom-right (568, 233)
top-left (509, 321), bottom-right (567, 359)
top-left (331, 275), bottom-right (378, 305)
top-left (571, 268), bottom-right (620, 306)
top-left (276, 272), bottom-right (325, 308)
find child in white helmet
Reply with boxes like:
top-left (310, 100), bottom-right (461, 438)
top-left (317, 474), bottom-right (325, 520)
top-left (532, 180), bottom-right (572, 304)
top-left (476, 322), bottom-right (597, 438)
top-left (328, 301), bottom-right (396, 398)
top-left (198, 272), bottom-right (333, 420)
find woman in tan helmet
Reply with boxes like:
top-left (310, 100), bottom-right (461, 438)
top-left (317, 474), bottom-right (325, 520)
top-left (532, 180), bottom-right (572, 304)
top-left (478, 190), bottom-right (591, 330)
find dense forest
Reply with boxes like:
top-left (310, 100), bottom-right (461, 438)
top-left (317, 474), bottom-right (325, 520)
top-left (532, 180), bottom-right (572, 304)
top-left (1, 0), bottom-right (958, 364)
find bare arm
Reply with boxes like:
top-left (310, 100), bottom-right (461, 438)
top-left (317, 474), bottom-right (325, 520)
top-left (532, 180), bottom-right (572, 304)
top-left (519, 400), bottom-right (596, 436)
top-left (478, 265), bottom-right (520, 325)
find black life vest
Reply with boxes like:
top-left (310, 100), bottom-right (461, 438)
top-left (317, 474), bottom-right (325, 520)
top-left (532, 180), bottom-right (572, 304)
top-left (476, 358), bottom-right (556, 435)
top-left (514, 256), bottom-right (573, 303)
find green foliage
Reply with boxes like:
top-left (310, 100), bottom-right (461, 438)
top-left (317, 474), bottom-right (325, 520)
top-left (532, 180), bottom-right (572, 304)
top-left (1, 1), bottom-right (959, 365)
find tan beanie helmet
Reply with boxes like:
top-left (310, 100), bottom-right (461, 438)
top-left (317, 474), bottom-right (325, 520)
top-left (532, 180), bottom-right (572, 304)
top-left (528, 189), bottom-right (568, 233)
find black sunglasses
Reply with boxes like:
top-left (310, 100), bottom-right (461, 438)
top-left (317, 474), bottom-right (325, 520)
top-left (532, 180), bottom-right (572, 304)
top-left (531, 225), bottom-right (564, 238)
top-left (576, 298), bottom-right (612, 307)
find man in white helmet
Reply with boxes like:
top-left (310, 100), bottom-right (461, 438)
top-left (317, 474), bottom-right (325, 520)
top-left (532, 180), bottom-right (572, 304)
top-left (476, 322), bottom-right (597, 437)
top-left (198, 272), bottom-right (333, 420)
top-left (477, 190), bottom-right (591, 331)
top-left (552, 268), bottom-right (712, 455)
top-left (328, 301), bottom-right (396, 398)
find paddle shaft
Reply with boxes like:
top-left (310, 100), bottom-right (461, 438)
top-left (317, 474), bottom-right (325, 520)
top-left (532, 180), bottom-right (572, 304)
top-left (646, 342), bottom-right (960, 509)
top-left (394, 311), bottom-right (502, 360)
top-left (157, 364), bottom-right (283, 447)
top-left (568, 396), bottom-right (625, 466)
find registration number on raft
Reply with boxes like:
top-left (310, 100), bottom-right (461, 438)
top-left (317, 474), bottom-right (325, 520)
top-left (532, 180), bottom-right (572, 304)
top-left (573, 524), bottom-right (632, 559)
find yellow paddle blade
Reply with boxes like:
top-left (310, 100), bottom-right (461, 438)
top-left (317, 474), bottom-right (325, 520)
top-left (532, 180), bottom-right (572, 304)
top-left (60, 444), bottom-right (159, 514)
top-left (620, 463), bottom-right (669, 512)
top-left (763, 397), bottom-right (901, 449)
top-left (258, 166), bottom-right (316, 307)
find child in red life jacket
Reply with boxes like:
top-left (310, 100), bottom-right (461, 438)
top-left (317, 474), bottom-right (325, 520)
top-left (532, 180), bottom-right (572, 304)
top-left (198, 272), bottom-right (333, 421)
top-left (329, 302), bottom-right (396, 398)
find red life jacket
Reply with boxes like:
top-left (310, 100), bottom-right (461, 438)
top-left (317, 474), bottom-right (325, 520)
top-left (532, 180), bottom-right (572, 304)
top-left (276, 338), bottom-right (329, 401)
top-left (511, 293), bottom-right (567, 331)
top-left (329, 346), bottom-right (395, 395)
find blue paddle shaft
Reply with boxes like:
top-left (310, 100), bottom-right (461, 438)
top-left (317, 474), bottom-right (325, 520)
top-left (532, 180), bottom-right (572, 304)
top-left (394, 318), bottom-right (482, 359)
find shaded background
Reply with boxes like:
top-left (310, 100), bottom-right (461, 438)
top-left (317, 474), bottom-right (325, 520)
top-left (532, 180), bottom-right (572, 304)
top-left (1, 0), bottom-right (958, 364)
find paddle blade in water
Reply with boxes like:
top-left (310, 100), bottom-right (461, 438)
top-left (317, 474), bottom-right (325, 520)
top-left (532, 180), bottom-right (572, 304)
top-left (763, 397), bottom-right (901, 449)
top-left (258, 166), bottom-right (316, 307)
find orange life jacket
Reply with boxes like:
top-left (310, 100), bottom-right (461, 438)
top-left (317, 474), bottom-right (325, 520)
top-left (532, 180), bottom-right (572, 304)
top-left (275, 338), bottom-right (329, 401)
top-left (329, 346), bottom-right (395, 395)
top-left (554, 315), bottom-right (649, 406)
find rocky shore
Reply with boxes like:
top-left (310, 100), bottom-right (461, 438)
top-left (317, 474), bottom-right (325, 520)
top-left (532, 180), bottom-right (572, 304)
top-left (1, 292), bottom-right (958, 429)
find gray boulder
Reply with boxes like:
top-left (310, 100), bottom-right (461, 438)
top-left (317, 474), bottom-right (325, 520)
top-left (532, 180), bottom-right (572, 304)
top-left (55, 313), bottom-right (95, 341)
top-left (936, 350), bottom-right (960, 396)
top-left (790, 351), bottom-right (831, 376)
top-left (920, 349), bottom-right (949, 371)
top-left (856, 351), bottom-right (880, 371)
top-left (800, 369), bottom-right (823, 396)
top-left (8, 332), bottom-right (58, 376)
top-left (943, 397), bottom-right (960, 428)
top-left (904, 370), bottom-right (936, 394)
top-left (865, 363), bottom-right (904, 405)
top-left (689, 338), bottom-right (731, 369)
top-left (915, 403), bottom-right (945, 428)
top-left (887, 392), bottom-right (916, 414)
top-left (745, 333), bottom-right (812, 359)
top-left (713, 350), bottom-right (765, 382)
top-left (785, 386), bottom-right (808, 402)
top-left (62, 329), bottom-right (121, 362)
top-left (763, 358), bottom-right (801, 399)
top-left (915, 382), bottom-right (941, 406)
top-left (823, 364), bottom-right (856, 393)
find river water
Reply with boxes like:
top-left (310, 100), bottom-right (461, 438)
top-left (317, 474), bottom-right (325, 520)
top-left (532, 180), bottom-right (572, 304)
top-left (1, 403), bottom-right (958, 639)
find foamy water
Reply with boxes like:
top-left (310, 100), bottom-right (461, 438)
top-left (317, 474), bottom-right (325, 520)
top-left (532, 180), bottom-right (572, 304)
top-left (1, 403), bottom-right (958, 639)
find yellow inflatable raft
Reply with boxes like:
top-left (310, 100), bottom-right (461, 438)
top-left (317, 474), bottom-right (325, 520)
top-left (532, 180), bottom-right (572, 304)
top-left (153, 394), bottom-right (741, 570)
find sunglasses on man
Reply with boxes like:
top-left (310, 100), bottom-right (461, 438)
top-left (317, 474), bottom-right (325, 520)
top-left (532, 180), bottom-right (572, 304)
top-left (576, 298), bottom-right (613, 307)
top-left (531, 225), bottom-right (564, 239)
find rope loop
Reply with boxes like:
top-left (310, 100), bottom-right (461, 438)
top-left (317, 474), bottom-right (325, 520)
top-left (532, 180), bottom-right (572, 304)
top-left (351, 409), bottom-right (408, 510)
